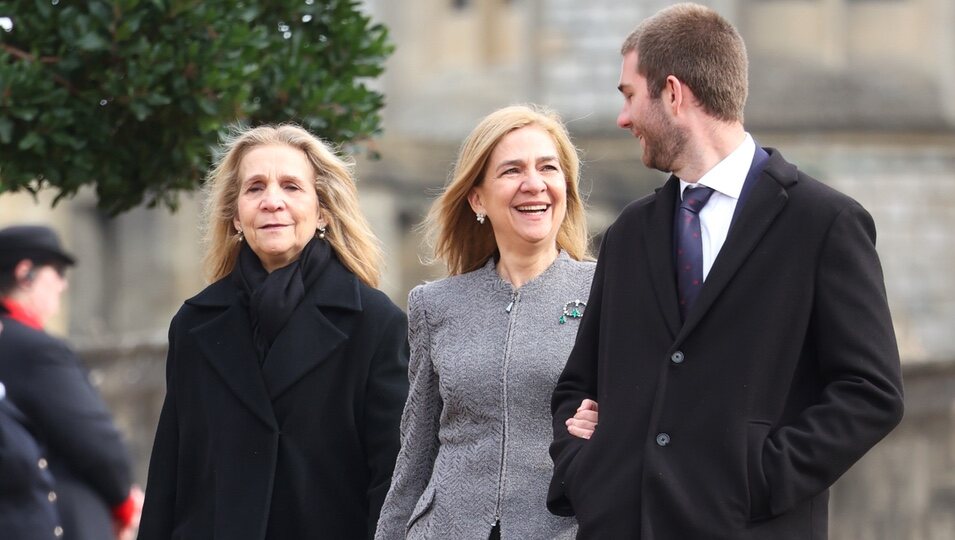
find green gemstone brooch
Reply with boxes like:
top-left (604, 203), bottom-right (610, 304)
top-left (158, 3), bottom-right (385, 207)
top-left (559, 299), bottom-right (586, 324)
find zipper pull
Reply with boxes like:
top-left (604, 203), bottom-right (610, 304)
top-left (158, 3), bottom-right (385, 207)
top-left (505, 292), bottom-right (517, 313)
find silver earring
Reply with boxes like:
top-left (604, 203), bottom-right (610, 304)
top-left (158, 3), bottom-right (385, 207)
top-left (317, 226), bottom-right (327, 240)
top-left (476, 212), bottom-right (486, 225)
top-left (237, 229), bottom-right (244, 242)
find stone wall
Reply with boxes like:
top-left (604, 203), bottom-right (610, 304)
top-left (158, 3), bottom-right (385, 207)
top-left (81, 340), bottom-right (166, 485)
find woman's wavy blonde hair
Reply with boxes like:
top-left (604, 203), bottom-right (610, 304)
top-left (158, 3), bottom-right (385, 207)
top-left (201, 124), bottom-right (383, 287)
top-left (424, 104), bottom-right (590, 275)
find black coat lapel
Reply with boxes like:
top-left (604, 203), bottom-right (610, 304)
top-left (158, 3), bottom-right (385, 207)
top-left (191, 302), bottom-right (278, 429)
top-left (259, 302), bottom-right (346, 400)
top-left (678, 149), bottom-right (795, 338)
top-left (259, 257), bottom-right (362, 400)
top-left (643, 176), bottom-right (683, 338)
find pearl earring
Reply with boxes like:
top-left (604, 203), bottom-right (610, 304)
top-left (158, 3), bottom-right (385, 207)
top-left (476, 212), bottom-right (486, 225)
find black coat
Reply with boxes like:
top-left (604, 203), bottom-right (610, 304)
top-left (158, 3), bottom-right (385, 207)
top-left (548, 149), bottom-right (904, 539)
top-left (0, 385), bottom-right (64, 540)
top-left (0, 313), bottom-right (132, 540)
top-left (138, 256), bottom-right (409, 540)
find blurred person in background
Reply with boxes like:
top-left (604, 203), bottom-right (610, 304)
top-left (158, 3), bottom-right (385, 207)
top-left (0, 225), bottom-right (141, 540)
top-left (375, 105), bottom-right (593, 539)
top-left (0, 330), bottom-right (65, 540)
top-left (137, 124), bottom-right (409, 540)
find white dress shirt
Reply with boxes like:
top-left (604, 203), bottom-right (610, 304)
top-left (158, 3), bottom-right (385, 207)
top-left (678, 133), bottom-right (757, 280)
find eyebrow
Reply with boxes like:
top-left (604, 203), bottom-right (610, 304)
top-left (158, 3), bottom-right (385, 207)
top-left (495, 155), bottom-right (559, 170)
top-left (241, 174), bottom-right (306, 185)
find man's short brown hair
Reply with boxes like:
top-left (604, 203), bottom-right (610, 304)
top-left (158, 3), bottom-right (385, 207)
top-left (621, 3), bottom-right (748, 122)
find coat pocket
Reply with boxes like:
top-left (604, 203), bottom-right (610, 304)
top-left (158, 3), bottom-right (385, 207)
top-left (563, 430), bottom-right (599, 505)
top-left (406, 483), bottom-right (436, 535)
top-left (746, 420), bottom-right (773, 521)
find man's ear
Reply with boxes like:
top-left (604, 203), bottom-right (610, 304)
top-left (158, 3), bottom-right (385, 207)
top-left (14, 260), bottom-right (35, 283)
top-left (665, 75), bottom-right (684, 112)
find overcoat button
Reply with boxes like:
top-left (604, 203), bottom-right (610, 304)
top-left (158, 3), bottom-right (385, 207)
top-left (48, 491), bottom-right (57, 502)
top-left (656, 433), bottom-right (671, 447)
top-left (38, 457), bottom-right (48, 469)
top-left (670, 351), bottom-right (684, 364)
top-left (54, 526), bottom-right (63, 537)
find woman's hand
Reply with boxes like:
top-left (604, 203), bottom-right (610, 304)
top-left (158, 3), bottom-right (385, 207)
top-left (565, 399), bottom-right (598, 439)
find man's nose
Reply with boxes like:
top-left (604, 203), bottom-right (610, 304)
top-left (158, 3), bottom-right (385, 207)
top-left (616, 106), bottom-right (632, 129)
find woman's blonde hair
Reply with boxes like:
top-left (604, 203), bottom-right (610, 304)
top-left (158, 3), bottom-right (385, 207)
top-left (202, 124), bottom-right (383, 287)
top-left (425, 104), bottom-right (590, 275)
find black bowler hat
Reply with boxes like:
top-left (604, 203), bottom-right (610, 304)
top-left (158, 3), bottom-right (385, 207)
top-left (0, 225), bottom-right (76, 267)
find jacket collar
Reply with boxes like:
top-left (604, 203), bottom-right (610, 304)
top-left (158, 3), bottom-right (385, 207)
top-left (475, 250), bottom-right (575, 293)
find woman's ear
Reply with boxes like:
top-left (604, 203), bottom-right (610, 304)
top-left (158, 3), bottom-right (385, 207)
top-left (316, 205), bottom-right (328, 230)
top-left (467, 188), bottom-right (484, 215)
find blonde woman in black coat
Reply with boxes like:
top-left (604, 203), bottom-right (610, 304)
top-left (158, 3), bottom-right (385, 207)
top-left (138, 124), bottom-right (409, 540)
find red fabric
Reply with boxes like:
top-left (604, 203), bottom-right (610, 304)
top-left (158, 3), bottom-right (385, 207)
top-left (0, 298), bottom-right (43, 330)
top-left (112, 494), bottom-right (135, 528)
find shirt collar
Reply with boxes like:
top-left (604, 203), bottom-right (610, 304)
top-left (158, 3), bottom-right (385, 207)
top-left (679, 132), bottom-right (756, 200)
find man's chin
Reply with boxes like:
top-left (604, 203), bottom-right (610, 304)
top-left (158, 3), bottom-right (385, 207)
top-left (640, 151), bottom-right (674, 174)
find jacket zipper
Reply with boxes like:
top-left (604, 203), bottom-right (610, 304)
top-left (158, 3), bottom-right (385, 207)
top-left (494, 290), bottom-right (519, 528)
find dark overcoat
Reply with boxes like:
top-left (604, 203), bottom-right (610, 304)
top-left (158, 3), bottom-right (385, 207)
top-left (0, 384), bottom-right (64, 540)
top-left (548, 148), bottom-right (904, 539)
top-left (137, 256), bottom-right (409, 540)
top-left (0, 312), bottom-right (132, 540)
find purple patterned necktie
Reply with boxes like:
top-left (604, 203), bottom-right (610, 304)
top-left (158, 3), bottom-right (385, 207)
top-left (676, 186), bottom-right (715, 321)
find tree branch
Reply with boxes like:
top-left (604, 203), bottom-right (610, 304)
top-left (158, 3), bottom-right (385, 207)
top-left (2, 43), bottom-right (59, 64)
top-left (2, 44), bottom-right (78, 96)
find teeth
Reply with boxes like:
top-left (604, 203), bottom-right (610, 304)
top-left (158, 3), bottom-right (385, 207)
top-left (517, 205), bottom-right (548, 212)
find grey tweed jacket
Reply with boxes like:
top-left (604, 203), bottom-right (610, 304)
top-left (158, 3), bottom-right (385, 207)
top-left (376, 252), bottom-right (594, 540)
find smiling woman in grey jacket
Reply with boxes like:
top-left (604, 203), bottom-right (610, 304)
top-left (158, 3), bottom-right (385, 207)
top-left (376, 105), bottom-right (594, 540)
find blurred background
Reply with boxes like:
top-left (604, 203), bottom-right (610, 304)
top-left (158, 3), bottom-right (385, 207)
top-left (2, 0), bottom-right (953, 538)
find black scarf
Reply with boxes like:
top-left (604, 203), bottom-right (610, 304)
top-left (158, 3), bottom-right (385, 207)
top-left (232, 237), bottom-right (332, 363)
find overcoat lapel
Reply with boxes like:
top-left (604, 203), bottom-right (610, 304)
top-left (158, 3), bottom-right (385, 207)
top-left (191, 303), bottom-right (278, 429)
top-left (260, 258), bottom-right (362, 400)
top-left (187, 258), bottom-right (363, 421)
top-left (643, 176), bottom-right (683, 339)
top-left (678, 151), bottom-right (794, 339)
top-left (260, 302), bottom-right (346, 400)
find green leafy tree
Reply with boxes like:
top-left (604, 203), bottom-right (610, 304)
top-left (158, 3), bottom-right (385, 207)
top-left (0, 0), bottom-right (393, 214)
